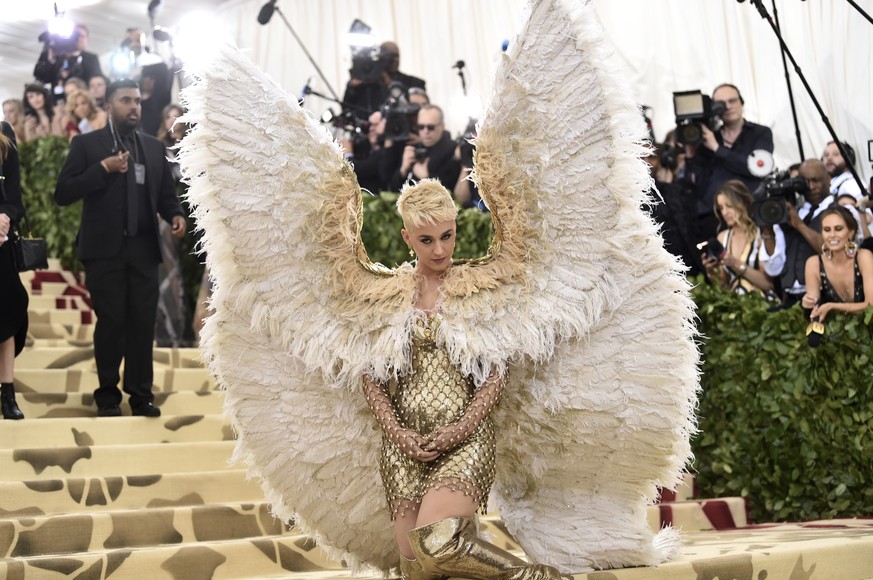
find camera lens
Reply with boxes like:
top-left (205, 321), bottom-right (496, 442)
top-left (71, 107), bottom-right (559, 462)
top-left (758, 199), bottom-right (785, 225)
top-left (679, 124), bottom-right (702, 145)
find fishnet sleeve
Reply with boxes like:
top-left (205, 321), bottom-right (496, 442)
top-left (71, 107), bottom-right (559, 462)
top-left (362, 375), bottom-right (429, 459)
top-left (425, 369), bottom-right (506, 453)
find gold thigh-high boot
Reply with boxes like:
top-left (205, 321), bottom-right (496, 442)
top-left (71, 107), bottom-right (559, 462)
top-left (398, 555), bottom-right (448, 580)
top-left (408, 517), bottom-right (568, 580)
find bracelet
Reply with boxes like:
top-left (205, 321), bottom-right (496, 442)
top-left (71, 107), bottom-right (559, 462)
top-left (738, 264), bottom-right (748, 277)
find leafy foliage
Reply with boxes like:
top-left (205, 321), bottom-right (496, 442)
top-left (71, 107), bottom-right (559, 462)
top-left (691, 275), bottom-right (873, 523)
top-left (18, 137), bottom-right (80, 270)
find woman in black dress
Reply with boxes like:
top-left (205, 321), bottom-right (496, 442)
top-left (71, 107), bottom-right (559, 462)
top-left (0, 120), bottom-right (27, 419)
top-left (801, 205), bottom-right (873, 320)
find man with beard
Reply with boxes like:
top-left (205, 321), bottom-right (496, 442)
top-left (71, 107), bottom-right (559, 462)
top-left (54, 79), bottom-right (185, 418)
top-left (385, 104), bottom-right (460, 192)
top-left (822, 141), bottom-right (863, 201)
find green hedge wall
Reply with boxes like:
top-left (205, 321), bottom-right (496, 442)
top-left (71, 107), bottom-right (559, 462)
top-left (19, 137), bottom-right (80, 270)
top-left (18, 139), bottom-right (872, 524)
top-left (690, 276), bottom-right (873, 523)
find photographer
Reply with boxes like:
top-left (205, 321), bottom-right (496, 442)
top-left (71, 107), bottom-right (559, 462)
top-left (685, 83), bottom-right (774, 242)
top-left (383, 104), bottom-right (460, 193)
top-left (645, 143), bottom-right (701, 275)
top-left (33, 23), bottom-right (104, 104)
top-left (342, 41), bottom-right (426, 118)
top-left (780, 159), bottom-right (830, 306)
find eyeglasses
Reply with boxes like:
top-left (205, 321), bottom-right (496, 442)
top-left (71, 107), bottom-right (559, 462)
top-left (416, 123), bottom-right (440, 132)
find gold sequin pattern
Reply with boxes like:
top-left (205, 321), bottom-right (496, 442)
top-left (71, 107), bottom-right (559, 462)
top-left (379, 314), bottom-right (496, 519)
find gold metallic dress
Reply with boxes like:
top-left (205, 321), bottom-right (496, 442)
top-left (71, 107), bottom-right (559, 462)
top-left (380, 314), bottom-right (497, 519)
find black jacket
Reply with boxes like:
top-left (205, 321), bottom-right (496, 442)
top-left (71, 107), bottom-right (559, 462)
top-left (686, 120), bottom-right (774, 217)
top-left (0, 123), bottom-right (24, 223)
top-left (54, 124), bottom-right (183, 261)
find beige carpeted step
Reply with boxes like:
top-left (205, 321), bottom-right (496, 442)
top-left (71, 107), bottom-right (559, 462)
top-left (16, 390), bottom-right (223, 418)
top-left (0, 415), bottom-right (233, 449)
top-left (0, 502), bottom-right (294, 558)
top-left (0, 470), bottom-right (259, 516)
top-left (0, 534), bottom-right (342, 580)
top-left (27, 323), bottom-right (94, 341)
top-left (26, 338), bottom-right (95, 348)
top-left (15, 347), bottom-right (203, 371)
top-left (14, 368), bottom-right (215, 394)
top-left (649, 497), bottom-right (748, 530)
top-left (27, 310), bottom-right (91, 326)
top-left (0, 441), bottom-right (235, 481)
top-left (27, 295), bottom-right (91, 311)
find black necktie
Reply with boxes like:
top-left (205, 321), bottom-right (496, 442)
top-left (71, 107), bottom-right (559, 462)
top-left (123, 134), bottom-right (138, 236)
top-left (803, 204), bottom-right (818, 226)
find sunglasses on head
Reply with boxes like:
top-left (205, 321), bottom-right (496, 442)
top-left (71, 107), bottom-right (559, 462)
top-left (416, 123), bottom-right (439, 132)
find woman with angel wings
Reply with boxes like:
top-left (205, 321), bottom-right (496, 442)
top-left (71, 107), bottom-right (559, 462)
top-left (179, 0), bottom-right (698, 577)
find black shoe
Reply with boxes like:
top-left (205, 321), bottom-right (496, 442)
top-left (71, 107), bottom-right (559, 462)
top-left (1, 383), bottom-right (24, 420)
top-left (97, 405), bottom-right (122, 417)
top-left (131, 402), bottom-right (161, 417)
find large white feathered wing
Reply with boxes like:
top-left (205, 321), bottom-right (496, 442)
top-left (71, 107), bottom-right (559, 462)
top-left (437, 0), bottom-right (699, 573)
top-left (178, 47), bottom-right (416, 572)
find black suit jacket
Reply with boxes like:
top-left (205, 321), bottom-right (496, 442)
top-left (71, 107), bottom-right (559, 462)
top-left (54, 125), bottom-right (183, 261)
top-left (0, 122), bottom-right (25, 222)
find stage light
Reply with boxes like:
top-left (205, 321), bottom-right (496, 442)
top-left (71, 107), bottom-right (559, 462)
top-left (110, 51), bottom-right (133, 78)
top-left (47, 15), bottom-right (76, 39)
top-left (174, 11), bottom-right (226, 71)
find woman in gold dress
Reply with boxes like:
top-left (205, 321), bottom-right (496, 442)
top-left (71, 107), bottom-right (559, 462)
top-left (362, 181), bottom-right (564, 580)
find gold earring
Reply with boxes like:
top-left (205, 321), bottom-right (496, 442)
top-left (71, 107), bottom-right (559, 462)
top-left (409, 247), bottom-right (415, 258)
top-left (845, 242), bottom-right (857, 258)
top-left (821, 244), bottom-right (833, 260)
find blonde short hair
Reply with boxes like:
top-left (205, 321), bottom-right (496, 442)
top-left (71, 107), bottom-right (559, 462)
top-left (396, 179), bottom-right (458, 229)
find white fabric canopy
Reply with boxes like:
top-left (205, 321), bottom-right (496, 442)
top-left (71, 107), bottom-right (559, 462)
top-left (210, 0), bottom-right (872, 185)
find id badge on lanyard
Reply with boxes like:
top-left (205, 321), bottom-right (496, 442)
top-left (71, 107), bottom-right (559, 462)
top-left (134, 163), bottom-right (145, 185)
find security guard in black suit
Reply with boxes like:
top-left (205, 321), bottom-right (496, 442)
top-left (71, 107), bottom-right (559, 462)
top-left (55, 79), bottom-right (185, 417)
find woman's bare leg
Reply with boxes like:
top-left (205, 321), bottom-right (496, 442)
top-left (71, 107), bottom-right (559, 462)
top-left (416, 487), bottom-right (478, 527)
top-left (0, 337), bottom-right (14, 383)
top-left (394, 502), bottom-right (421, 559)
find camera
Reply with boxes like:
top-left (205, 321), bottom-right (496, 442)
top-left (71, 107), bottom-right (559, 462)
top-left (381, 81), bottom-right (420, 142)
top-left (39, 29), bottom-right (80, 56)
top-left (751, 171), bottom-right (809, 227)
top-left (349, 47), bottom-right (387, 84)
top-left (414, 145), bottom-right (429, 162)
top-left (321, 108), bottom-right (371, 149)
top-left (672, 90), bottom-right (726, 146)
top-left (659, 143), bottom-right (682, 172)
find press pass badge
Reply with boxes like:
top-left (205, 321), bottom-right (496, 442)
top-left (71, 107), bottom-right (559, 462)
top-left (134, 163), bottom-right (146, 185)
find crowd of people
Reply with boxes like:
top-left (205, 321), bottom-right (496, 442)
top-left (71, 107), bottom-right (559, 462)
top-left (1, 21), bottom-right (191, 420)
top-left (2, 24), bottom-right (872, 422)
top-left (645, 82), bottom-right (872, 331)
